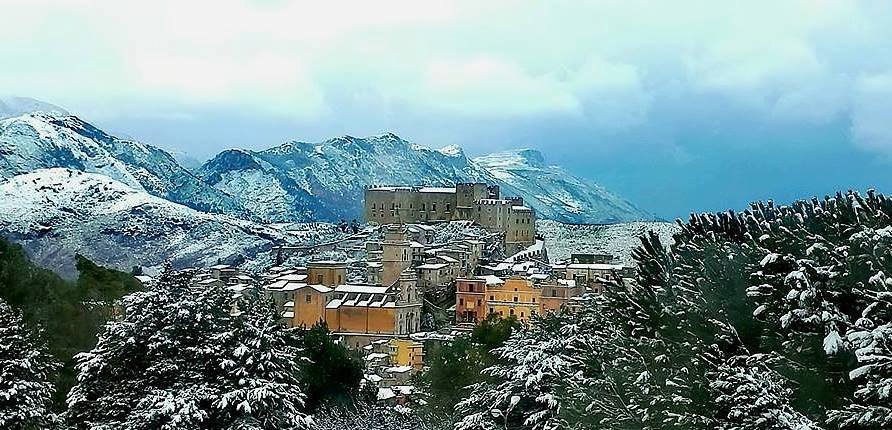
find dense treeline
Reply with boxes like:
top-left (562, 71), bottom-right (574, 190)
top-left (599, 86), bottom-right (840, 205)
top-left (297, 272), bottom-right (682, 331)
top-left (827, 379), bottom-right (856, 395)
top-left (0, 238), bottom-right (365, 429)
top-left (455, 190), bottom-right (892, 429)
top-left (0, 238), bottom-right (141, 408)
top-left (418, 314), bottom-right (520, 420)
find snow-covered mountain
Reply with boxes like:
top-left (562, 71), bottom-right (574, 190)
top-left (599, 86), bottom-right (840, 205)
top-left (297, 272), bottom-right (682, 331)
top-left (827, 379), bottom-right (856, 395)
top-left (199, 135), bottom-right (652, 223)
top-left (199, 133), bottom-right (496, 222)
top-left (0, 112), bottom-right (244, 216)
top-left (0, 168), bottom-right (330, 278)
top-left (0, 99), bottom-right (653, 224)
top-left (0, 96), bottom-right (69, 119)
top-left (475, 149), bottom-right (654, 223)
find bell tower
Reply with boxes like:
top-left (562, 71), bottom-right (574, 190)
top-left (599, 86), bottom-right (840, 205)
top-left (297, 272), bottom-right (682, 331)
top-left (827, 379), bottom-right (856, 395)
top-left (381, 225), bottom-right (411, 286)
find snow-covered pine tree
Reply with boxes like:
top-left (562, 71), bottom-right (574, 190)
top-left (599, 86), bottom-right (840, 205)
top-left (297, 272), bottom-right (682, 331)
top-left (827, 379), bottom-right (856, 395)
top-left (65, 270), bottom-right (310, 429)
top-left (0, 298), bottom-right (59, 429)
top-left (664, 190), bottom-right (892, 426)
top-left (709, 354), bottom-right (820, 430)
top-left (313, 403), bottom-right (444, 430)
top-left (454, 315), bottom-right (575, 430)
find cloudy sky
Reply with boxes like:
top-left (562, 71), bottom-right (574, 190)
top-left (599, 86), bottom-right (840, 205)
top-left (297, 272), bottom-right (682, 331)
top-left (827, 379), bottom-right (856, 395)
top-left (3, 0), bottom-right (892, 219)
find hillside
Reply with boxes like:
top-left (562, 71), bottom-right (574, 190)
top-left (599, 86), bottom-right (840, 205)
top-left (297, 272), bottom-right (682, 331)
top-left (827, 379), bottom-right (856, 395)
top-left (0, 168), bottom-right (335, 277)
top-left (0, 112), bottom-right (244, 215)
top-left (475, 149), bottom-right (654, 223)
top-left (537, 219), bottom-right (678, 264)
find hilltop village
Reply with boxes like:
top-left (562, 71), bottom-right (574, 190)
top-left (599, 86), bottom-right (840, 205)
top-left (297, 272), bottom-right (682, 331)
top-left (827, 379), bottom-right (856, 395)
top-left (169, 183), bottom-right (635, 406)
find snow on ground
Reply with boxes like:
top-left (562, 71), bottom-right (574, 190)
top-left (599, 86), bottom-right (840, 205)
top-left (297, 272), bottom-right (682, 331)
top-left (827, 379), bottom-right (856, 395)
top-left (0, 168), bottom-right (342, 278)
top-left (538, 219), bottom-right (679, 265)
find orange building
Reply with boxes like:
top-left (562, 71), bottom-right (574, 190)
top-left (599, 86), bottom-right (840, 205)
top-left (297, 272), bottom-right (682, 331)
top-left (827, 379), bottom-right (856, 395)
top-left (292, 284), bottom-right (333, 327)
top-left (455, 278), bottom-right (487, 323)
top-left (323, 273), bottom-right (422, 336)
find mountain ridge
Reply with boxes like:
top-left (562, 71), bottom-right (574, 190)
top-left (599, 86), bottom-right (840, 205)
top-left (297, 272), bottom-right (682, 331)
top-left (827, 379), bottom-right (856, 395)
top-left (0, 111), bottom-right (245, 216)
top-left (0, 99), bottom-right (654, 224)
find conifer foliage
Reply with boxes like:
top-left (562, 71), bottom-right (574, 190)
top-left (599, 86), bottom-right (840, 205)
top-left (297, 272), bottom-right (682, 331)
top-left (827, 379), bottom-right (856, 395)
top-left (455, 190), bottom-right (892, 429)
top-left (66, 270), bottom-right (311, 429)
top-left (0, 298), bottom-right (59, 430)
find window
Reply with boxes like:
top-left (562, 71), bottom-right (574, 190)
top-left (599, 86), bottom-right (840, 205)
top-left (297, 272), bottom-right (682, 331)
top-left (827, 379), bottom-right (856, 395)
top-left (446, 203), bottom-right (451, 211)
top-left (509, 309), bottom-right (514, 315)
top-left (489, 295), bottom-right (494, 300)
top-left (432, 203), bottom-right (437, 211)
top-left (459, 298), bottom-right (464, 305)
top-left (306, 294), bottom-right (312, 303)
top-left (477, 299), bottom-right (482, 306)
top-left (316, 274), bottom-right (323, 284)
top-left (513, 296), bottom-right (518, 302)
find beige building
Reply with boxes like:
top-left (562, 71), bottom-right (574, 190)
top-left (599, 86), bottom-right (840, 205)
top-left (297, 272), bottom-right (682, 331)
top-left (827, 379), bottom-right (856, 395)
top-left (380, 225), bottom-right (413, 286)
top-left (364, 183), bottom-right (536, 255)
top-left (307, 261), bottom-right (346, 286)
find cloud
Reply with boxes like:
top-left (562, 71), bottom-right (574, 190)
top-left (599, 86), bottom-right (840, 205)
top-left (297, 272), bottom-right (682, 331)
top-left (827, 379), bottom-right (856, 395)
top-left (2, 0), bottom-right (892, 156)
top-left (418, 58), bottom-right (579, 117)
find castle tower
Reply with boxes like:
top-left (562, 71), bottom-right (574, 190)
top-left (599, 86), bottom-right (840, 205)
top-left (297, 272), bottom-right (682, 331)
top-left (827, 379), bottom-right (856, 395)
top-left (381, 225), bottom-right (411, 286)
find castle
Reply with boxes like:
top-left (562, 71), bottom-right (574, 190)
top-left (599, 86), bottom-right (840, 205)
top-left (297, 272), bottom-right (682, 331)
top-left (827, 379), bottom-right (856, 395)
top-left (364, 183), bottom-right (536, 255)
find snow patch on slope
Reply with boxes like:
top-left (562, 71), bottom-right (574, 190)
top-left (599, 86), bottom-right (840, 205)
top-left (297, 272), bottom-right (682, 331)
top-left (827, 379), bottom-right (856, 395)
top-left (0, 168), bottom-right (331, 278)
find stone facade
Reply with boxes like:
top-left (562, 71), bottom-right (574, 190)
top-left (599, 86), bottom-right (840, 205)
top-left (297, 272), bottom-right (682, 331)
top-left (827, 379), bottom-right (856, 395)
top-left (364, 182), bottom-right (536, 254)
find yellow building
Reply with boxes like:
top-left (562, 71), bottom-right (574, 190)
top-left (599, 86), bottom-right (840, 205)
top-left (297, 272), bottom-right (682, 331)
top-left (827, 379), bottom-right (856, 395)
top-left (456, 276), bottom-right (584, 324)
top-left (485, 277), bottom-right (540, 322)
top-left (389, 338), bottom-right (424, 370)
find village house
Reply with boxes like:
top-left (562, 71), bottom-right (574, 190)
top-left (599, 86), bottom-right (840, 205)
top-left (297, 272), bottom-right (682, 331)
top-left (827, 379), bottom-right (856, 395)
top-left (389, 338), bottom-right (424, 370)
top-left (455, 275), bottom-right (585, 324)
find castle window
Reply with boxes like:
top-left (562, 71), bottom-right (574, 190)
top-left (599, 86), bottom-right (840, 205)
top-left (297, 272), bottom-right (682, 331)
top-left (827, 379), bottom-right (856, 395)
top-left (513, 296), bottom-right (518, 302)
top-left (509, 309), bottom-right (514, 315)
top-left (459, 298), bottom-right (464, 305)
top-left (306, 294), bottom-right (312, 303)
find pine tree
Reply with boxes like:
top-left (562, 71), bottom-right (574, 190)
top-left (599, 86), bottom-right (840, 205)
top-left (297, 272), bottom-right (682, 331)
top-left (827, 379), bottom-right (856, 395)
top-left (65, 270), bottom-right (310, 429)
top-left (0, 298), bottom-right (59, 429)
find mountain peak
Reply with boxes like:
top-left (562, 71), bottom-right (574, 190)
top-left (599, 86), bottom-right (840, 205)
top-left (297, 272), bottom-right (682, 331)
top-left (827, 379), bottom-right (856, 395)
top-left (0, 96), bottom-right (69, 120)
top-left (437, 145), bottom-right (464, 157)
top-left (473, 148), bottom-right (547, 169)
top-left (515, 148), bottom-right (546, 167)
